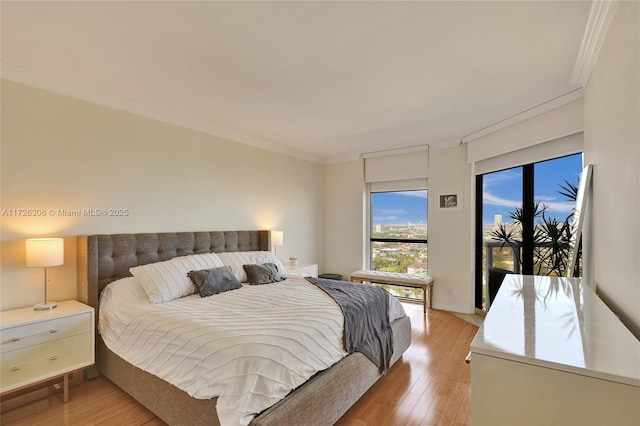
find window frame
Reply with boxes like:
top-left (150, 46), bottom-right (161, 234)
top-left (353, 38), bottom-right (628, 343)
top-left (366, 183), bottom-right (428, 272)
top-left (474, 153), bottom-right (583, 310)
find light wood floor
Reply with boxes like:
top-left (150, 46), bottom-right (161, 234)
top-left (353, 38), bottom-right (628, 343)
top-left (1, 303), bottom-right (479, 426)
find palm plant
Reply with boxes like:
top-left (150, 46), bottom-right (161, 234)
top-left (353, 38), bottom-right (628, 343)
top-left (490, 180), bottom-right (579, 277)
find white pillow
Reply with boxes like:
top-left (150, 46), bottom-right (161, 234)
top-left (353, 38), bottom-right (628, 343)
top-left (217, 251), bottom-right (287, 283)
top-left (100, 276), bottom-right (148, 308)
top-left (130, 253), bottom-right (225, 303)
top-left (99, 277), bottom-right (149, 339)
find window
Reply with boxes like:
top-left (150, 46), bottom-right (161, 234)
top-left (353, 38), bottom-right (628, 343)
top-left (369, 189), bottom-right (428, 301)
top-left (475, 153), bottom-right (583, 310)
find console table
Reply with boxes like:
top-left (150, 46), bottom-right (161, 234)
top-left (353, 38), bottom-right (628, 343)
top-left (469, 275), bottom-right (640, 425)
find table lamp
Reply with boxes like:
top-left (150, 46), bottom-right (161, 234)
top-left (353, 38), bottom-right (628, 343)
top-left (271, 231), bottom-right (283, 256)
top-left (26, 237), bottom-right (64, 311)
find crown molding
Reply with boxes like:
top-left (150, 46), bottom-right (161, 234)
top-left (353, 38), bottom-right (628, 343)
top-left (570, 0), bottom-right (619, 87)
top-left (361, 144), bottom-right (429, 159)
top-left (0, 63), bottom-right (324, 164)
top-left (322, 153), bottom-right (362, 165)
top-left (461, 88), bottom-right (584, 144)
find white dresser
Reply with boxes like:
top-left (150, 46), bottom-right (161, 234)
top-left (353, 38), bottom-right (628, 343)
top-left (0, 300), bottom-right (95, 401)
top-left (470, 275), bottom-right (640, 425)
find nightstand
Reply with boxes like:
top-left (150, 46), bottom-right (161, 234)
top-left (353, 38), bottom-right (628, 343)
top-left (285, 263), bottom-right (319, 277)
top-left (0, 300), bottom-right (95, 402)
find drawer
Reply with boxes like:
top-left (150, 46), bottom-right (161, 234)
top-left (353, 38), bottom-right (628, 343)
top-left (0, 333), bottom-right (93, 393)
top-left (0, 312), bottom-right (91, 354)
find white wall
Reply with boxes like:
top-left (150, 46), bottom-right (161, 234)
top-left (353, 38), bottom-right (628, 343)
top-left (583, 1), bottom-right (640, 337)
top-left (322, 160), bottom-right (365, 279)
top-left (427, 146), bottom-right (473, 313)
top-left (0, 81), bottom-right (324, 311)
top-left (323, 146), bottom-right (474, 313)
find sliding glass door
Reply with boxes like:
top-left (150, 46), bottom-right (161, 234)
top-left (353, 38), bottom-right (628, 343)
top-left (475, 153), bottom-right (583, 310)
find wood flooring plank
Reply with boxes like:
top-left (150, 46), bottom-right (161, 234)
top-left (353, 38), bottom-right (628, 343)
top-left (338, 304), bottom-right (478, 426)
top-left (1, 302), bottom-right (479, 426)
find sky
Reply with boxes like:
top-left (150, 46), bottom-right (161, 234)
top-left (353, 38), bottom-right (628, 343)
top-left (370, 153), bottom-right (584, 226)
top-left (482, 153), bottom-right (583, 224)
top-left (372, 190), bottom-right (427, 225)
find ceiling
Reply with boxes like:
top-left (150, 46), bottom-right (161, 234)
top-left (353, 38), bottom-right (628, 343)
top-left (1, 1), bottom-right (591, 163)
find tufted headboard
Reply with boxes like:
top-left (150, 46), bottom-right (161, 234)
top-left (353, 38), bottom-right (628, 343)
top-left (77, 230), bottom-right (270, 314)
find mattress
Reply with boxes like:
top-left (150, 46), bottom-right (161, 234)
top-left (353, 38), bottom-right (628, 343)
top-left (99, 275), bottom-right (406, 426)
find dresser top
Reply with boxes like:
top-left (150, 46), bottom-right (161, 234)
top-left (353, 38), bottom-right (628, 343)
top-left (0, 300), bottom-right (93, 328)
top-left (471, 275), bottom-right (640, 387)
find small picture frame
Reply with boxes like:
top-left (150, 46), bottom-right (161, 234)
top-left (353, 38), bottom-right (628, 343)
top-left (437, 190), bottom-right (462, 212)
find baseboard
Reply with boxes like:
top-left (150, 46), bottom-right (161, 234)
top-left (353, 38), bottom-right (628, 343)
top-left (474, 307), bottom-right (487, 318)
top-left (431, 302), bottom-right (474, 314)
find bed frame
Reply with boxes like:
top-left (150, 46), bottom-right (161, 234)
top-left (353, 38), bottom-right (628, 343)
top-left (77, 230), bottom-right (411, 426)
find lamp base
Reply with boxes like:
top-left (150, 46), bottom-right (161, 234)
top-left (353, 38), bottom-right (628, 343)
top-left (34, 302), bottom-right (57, 311)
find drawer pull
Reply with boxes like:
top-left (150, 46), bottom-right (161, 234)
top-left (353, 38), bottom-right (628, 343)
top-left (3, 329), bottom-right (60, 346)
top-left (7, 354), bottom-right (60, 372)
top-left (465, 352), bottom-right (472, 364)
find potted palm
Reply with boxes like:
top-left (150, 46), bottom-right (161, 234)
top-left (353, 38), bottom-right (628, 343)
top-left (488, 180), bottom-right (580, 302)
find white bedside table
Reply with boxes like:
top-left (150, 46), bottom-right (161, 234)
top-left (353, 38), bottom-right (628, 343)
top-left (285, 263), bottom-right (319, 278)
top-left (0, 300), bottom-right (95, 402)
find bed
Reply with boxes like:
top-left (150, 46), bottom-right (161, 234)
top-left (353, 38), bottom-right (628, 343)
top-left (77, 230), bottom-right (411, 426)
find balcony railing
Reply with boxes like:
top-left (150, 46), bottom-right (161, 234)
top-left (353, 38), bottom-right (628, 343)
top-left (483, 240), bottom-right (574, 309)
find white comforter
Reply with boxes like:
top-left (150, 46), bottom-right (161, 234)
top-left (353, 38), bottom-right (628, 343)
top-left (99, 275), bottom-right (405, 426)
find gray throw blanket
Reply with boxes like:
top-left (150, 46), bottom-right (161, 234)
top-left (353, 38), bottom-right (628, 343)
top-left (305, 277), bottom-right (393, 373)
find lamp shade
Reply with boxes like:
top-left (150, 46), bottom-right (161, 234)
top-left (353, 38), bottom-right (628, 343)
top-left (26, 238), bottom-right (64, 267)
top-left (271, 231), bottom-right (284, 247)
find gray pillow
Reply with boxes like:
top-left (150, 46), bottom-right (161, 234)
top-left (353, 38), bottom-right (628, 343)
top-left (187, 266), bottom-right (242, 297)
top-left (243, 263), bottom-right (285, 285)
